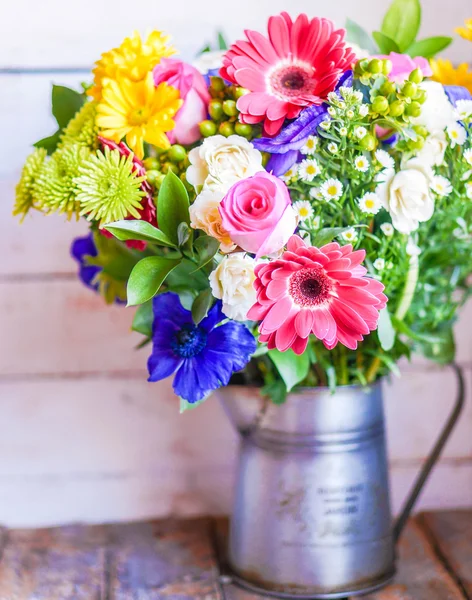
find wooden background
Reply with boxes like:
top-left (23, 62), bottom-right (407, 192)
top-left (0, 0), bottom-right (471, 527)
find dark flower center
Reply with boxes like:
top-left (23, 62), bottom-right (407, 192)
top-left (268, 62), bottom-right (316, 101)
top-left (289, 267), bottom-right (332, 307)
top-left (171, 324), bottom-right (208, 359)
top-left (281, 71), bottom-right (305, 90)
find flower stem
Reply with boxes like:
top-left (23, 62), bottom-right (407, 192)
top-left (339, 346), bottom-right (348, 385)
top-left (395, 255), bottom-right (419, 321)
top-left (366, 356), bottom-right (381, 383)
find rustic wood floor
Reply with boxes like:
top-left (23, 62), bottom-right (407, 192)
top-left (0, 511), bottom-right (469, 599)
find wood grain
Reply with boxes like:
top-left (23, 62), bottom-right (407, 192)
top-left (420, 510), bottom-right (472, 597)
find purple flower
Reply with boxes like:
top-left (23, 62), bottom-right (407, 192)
top-left (148, 293), bottom-right (257, 403)
top-left (253, 71), bottom-right (353, 176)
top-left (71, 233), bottom-right (101, 292)
top-left (445, 85), bottom-right (472, 106)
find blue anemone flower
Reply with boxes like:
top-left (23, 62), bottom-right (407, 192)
top-left (147, 292), bottom-right (257, 404)
top-left (71, 233), bottom-right (101, 291)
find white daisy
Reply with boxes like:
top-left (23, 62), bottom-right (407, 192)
top-left (358, 192), bottom-right (382, 214)
top-left (346, 109), bottom-right (355, 119)
top-left (358, 104), bottom-right (369, 117)
top-left (320, 178), bottom-right (343, 202)
top-left (406, 240), bottom-right (422, 256)
top-left (320, 120), bottom-right (331, 130)
top-left (354, 155), bottom-right (370, 173)
top-left (430, 175), bottom-right (452, 197)
top-left (339, 126), bottom-right (348, 137)
top-left (313, 215), bottom-right (321, 229)
top-left (309, 187), bottom-right (323, 201)
top-left (298, 158), bottom-right (321, 181)
top-left (340, 228), bottom-right (358, 242)
top-left (375, 149), bottom-right (395, 170)
top-left (380, 222), bottom-right (394, 237)
top-left (280, 167), bottom-right (297, 183)
top-left (373, 258), bottom-right (385, 271)
top-left (464, 148), bottom-right (472, 166)
top-left (455, 99), bottom-right (472, 120)
top-left (327, 106), bottom-right (337, 117)
top-left (293, 200), bottom-right (314, 221)
top-left (328, 142), bottom-right (338, 154)
top-left (447, 123), bottom-right (467, 147)
top-left (354, 126), bottom-right (367, 139)
top-left (300, 135), bottom-right (318, 155)
top-left (466, 182), bottom-right (472, 200)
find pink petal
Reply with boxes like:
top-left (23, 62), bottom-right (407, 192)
top-left (268, 13), bottom-right (291, 58)
top-left (295, 309), bottom-right (314, 338)
top-left (275, 315), bottom-right (298, 351)
top-left (245, 30), bottom-right (280, 64)
top-left (234, 70), bottom-right (267, 93)
top-left (312, 309), bottom-right (330, 340)
top-left (287, 235), bottom-right (307, 252)
top-left (260, 295), bottom-right (294, 333)
top-left (292, 335), bottom-right (309, 355)
top-left (263, 115), bottom-right (286, 136)
top-left (331, 299), bottom-right (370, 335)
top-left (266, 278), bottom-right (289, 300)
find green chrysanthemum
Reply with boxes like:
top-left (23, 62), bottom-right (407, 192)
top-left (13, 148), bottom-right (48, 221)
top-left (59, 101), bottom-right (99, 150)
top-left (33, 143), bottom-right (91, 219)
top-left (75, 147), bottom-right (146, 226)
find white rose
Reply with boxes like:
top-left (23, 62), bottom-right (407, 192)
top-left (416, 130), bottom-right (448, 167)
top-left (189, 189), bottom-right (236, 253)
top-left (376, 159), bottom-right (435, 234)
top-left (186, 135), bottom-right (264, 192)
top-left (192, 50), bottom-right (226, 74)
top-left (412, 81), bottom-right (458, 132)
top-left (209, 253), bottom-right (257, 321)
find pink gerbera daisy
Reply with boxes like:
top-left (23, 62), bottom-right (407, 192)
top-left (220, 13), bottom-right (356, 135)
top-left (247, 235), bottom-right (387, 354)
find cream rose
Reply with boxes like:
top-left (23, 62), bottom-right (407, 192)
top-left (416, 130), bottom-right (448, 167)
top-left (209, 253), bottom-right (257, 321)
top-left (376, 159), bottom-right (435, 234)
top-left (189, 189), bottom-right (236, 253)
top-left (186, 135), bottom-right (264, 192)
top-left (412, 81), bottom-right (458, 132)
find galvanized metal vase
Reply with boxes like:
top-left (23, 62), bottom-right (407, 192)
top-left (217, 383), bottom-right (395, 598)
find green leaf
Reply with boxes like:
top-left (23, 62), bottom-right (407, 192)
top-left (127, 256), bottom-right (181, 306)
top-left (101, 255), bottom-right (138, 281)
top-left (104, 220), bottom-right (176, 247)
top-left (180, 396), bottom-right (208, 413)
top-left (268, 348), bottom-right (310, 392)
top-left (157, 171), bottom-right (190, 245)
top-left (415, 327), bottom-right (456, 365)
top-left (177, 222), bottom-right (192, 247)
top-left (392, 317), bottom-right (444, 344)
top-left (312, 226), bottom-right (359, 247)
top-left (218, 31), bottom-right (228, 50)
top-left (191, 288), bottom-right (213, 324)
top-left (407, 36), bottom-right (453, 58)
top-left (166, 258), bottom-right (210, 292)
top-left (198, 44), bottom-right (211, 55)
top-left (381, 0), bottom-right (421, 51)
top-left (193, 235), bottom-right (220, 270)
top-left (345, 18), bottom-right (379, 55)
top-left (33, 130), bottom-right (61, 155)
top-left (52, 85), bottom-right (85, 129)
top-left (132, 301), bottom-right (154, 337)
top-left (372, 31), bottom-right (400, 54)
top-left (261, 380), bottom-right (287, 405)
top-left (378, 307), bottom-right (396, 351)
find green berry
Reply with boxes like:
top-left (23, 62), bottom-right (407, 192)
top-left (234, 86), bottom-right (249, 99)
top-left (410, 136), bottom-right (425, 150)
top-left (209, 100), bottom-right (223, 120)
top-left (146, 169), bottom-right (160, 185)
top-left (405, 101), bottom-right (421, 118)
top-left (409, 68), bottom-right (423, 84)
top-left (389, 100), bottom-right (405, 117)
top-left (234, 122), bottom-right (253, 138)
top-left (368, 59), bottom-right (383, 74)
top-left (155, 174), bottom-right (166, 188)
top-left (222, 99), bottom-right (238, 117)
top-left (359, 58), bottom-right (370, 73)
top-left (210, 76), bottom-right (225, 92)
top-left (382, 59), bottom-right (393, 75)
top-left (199, 120), bottom-right (217, 137)
top-left (143, 157), bottom-right (159, 171)
top-left (413, 125), bottom-right (428, 137)
top-left (219, 121), bottom-right (235, 137)
top-left (414, 88), bottom-right (427, 104)
top-left (371, 96), bottom-right (389, 114)
top-left (402, 81), bottom-right (418, 98)
top-left (359, 134), bottom-right (376, 151)
top-left (161, 162), bottom-right (177, 174)
top-left (380, 81), bottom-right (396, 96)
top-left (168, 144), bottom-right (187, 163)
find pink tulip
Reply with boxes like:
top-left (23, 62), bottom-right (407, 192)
top-left (153, 58), bottom-right (210, 145)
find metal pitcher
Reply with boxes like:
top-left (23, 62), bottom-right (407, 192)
top-left (216, 367), bottom-right (465, 599)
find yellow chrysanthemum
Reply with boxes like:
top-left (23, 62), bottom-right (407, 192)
top-left (89, 30), bottom-right (175, 100)
top-left (456, 19), bottom-right (472, 42)
top-left (430, 59), bottom-right (472, 94)
top-left (96, 72), bottom-right (182, 158)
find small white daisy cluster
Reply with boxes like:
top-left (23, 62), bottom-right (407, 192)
top-left (319, 178), bottom-right (343, 202)
top-left (358, 192), bottom-right (382, 214)
top-left (340, 227), bottom-right (358, 243)
top-left (455, 99), bottom-right (472, 121)
top-left (298, 158), bottom-right (321, 182)
top-left (293, 200), bottom-right (314, 222)
top-left (447, 123), bottom-right (467, 148)
top-left (430, 175), bottom-right (452, 197)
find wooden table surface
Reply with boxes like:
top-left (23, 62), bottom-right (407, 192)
top-left (0, 511), bottom-right (469, 599)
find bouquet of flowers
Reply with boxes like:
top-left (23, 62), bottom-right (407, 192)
top-left (14, 0), bottom-right (472, 409)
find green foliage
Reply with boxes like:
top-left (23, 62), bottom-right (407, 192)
top-left (127, 256), bottom-right (181, 306)
top-left (157, 171), bottom-right (190, 245)
top-left (312, 226), bottom-right (362, 247)
top-left (377, 307), bottom-right (396, 351)
top-left (268, 349), bottom-right (310, 392)
top-left (132, 301), bottom-right (154, 337)
top-left (381, 0), bottom-right (421, 52)
top-left (34, 131), bottom-right (62, 156)
top-left (105, 220), bottom-right (176, 247)
top-left (261, 380), bottom-right (287, 405)
top-left (193, 235), bottom-right (220, 270)
top-left (407, 37), bottom-right (453, 58)
top-left (191, 288), bottom-right (213, 324)
top-left (218, 31), bottom-right (228, 50)
top-left (372, 31), bottom-right (400, 54)
top-left (345, 18), bottom-right (378, 54)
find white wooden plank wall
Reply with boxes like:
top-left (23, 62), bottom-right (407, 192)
top-left (0, 0), bottom-right (471, 527)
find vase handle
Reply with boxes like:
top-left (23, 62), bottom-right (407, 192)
top-left (393, 362), bottom-right (466, 542)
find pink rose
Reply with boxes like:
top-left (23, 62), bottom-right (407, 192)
top-left (219, 172), bottom-right (297, 259)
top-left (374, 52), bottom-right (432, 83)
top-left (153, 58), bottom-right (210, 145)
